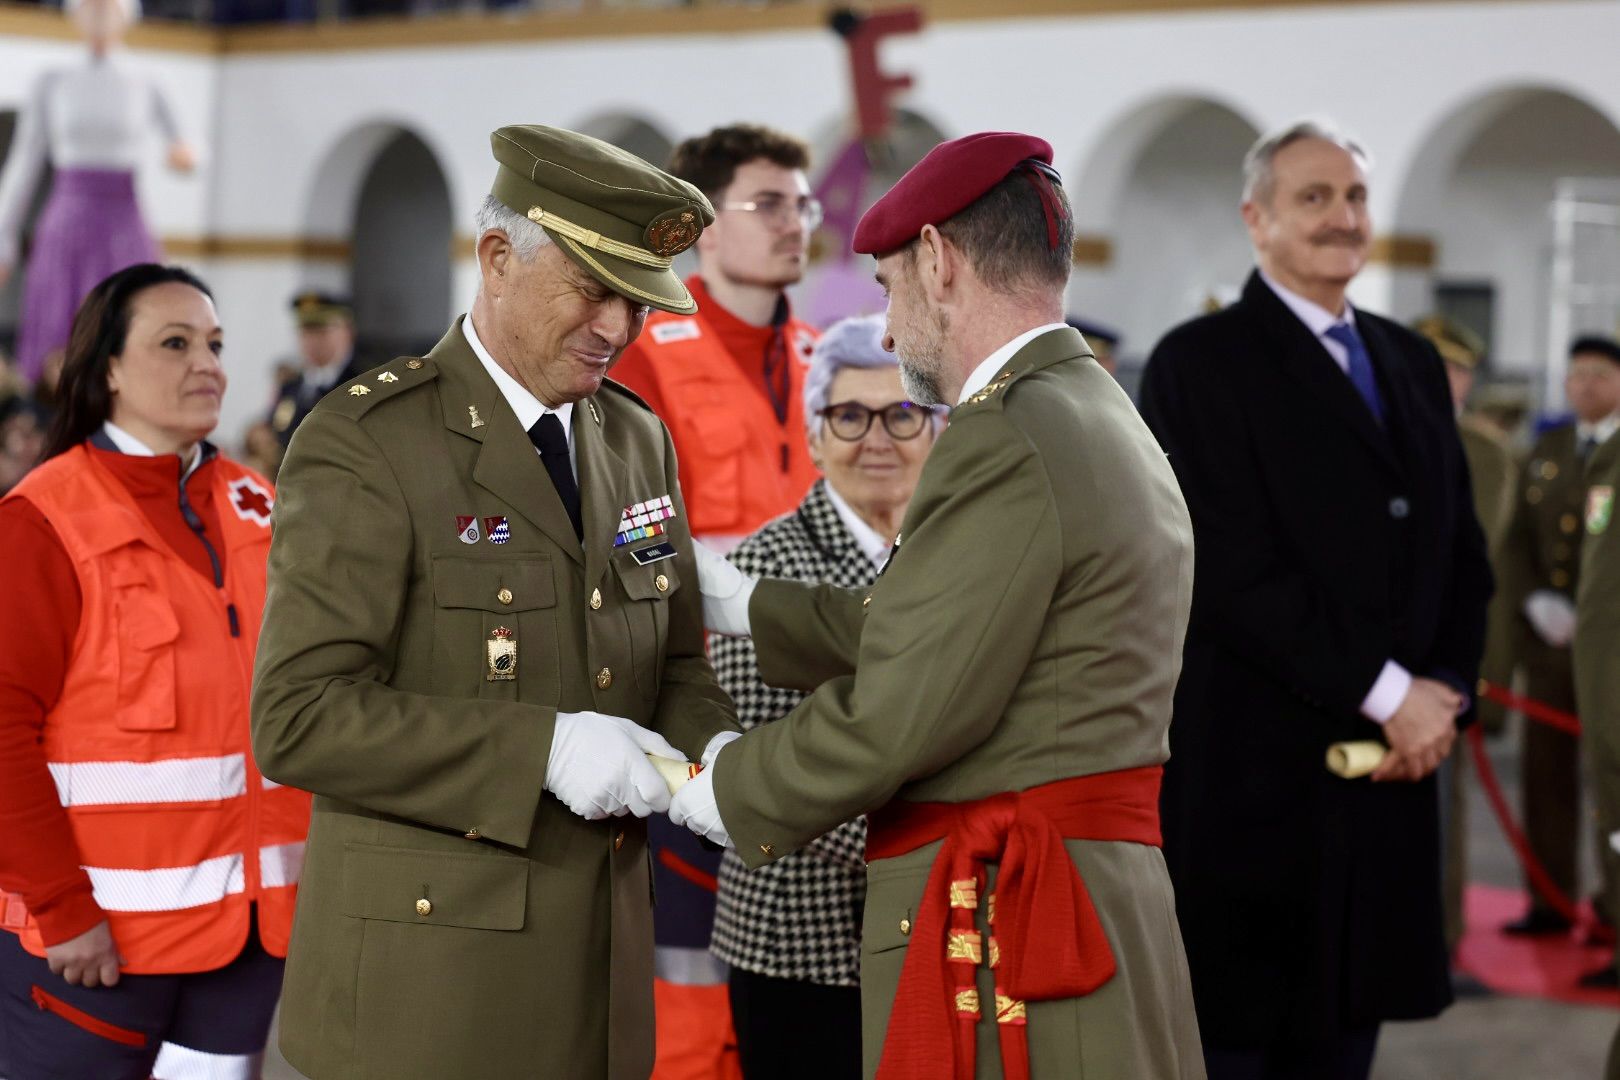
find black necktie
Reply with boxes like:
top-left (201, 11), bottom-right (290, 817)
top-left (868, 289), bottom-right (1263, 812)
top-left (527, 413), bottom-right (583, 540)
top-left (1579, 435), bottom-right (1599, 463)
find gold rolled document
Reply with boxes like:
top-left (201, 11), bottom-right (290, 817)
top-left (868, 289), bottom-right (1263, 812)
top-left (647, 754), bottom-right (703, 795)
top-left (1325, 741), bottom-right (1386, 778)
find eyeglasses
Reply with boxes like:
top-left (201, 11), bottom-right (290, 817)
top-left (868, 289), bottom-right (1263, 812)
top-left (720, 195), bottom-right (825, 232)
top-left (818, 400), bottom-right (935, 442)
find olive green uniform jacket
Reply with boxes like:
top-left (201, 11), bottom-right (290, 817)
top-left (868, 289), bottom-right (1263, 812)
top-left (713, 327), bottom-right (1204, 1079)
top-left (1574, 435), bottom-right (1620, 1080)
top-left (251, 319), bottom-right (737, 1080)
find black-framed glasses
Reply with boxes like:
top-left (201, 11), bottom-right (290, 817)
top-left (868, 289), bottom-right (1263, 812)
top-left (720, 194), bottom-right (825, 231)
top-left (818, 400), bottom-right (935, 441)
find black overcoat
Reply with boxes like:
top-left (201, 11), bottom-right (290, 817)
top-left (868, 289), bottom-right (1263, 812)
top-left (1139, 270), bottom-right (1493, 1046)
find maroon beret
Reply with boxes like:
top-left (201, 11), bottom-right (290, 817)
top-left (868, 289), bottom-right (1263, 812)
top-left (852, 131), bottom-right (1057, 256)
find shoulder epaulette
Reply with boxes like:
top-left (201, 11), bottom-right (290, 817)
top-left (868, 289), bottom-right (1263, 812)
top-left (319, 356), bottom-right (438, 418)
top-left (599, 377), bottom-right (654, 413)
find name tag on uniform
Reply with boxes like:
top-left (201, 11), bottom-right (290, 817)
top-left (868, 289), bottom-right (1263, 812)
top-left (630, 542), bottom-right (677, 566)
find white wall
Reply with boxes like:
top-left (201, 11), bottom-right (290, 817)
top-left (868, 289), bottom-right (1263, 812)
top-left (4, 0), bottom-right (1620, 445)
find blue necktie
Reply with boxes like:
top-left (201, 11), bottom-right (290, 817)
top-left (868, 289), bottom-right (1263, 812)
top-left (1325, 322), bottom-right (1384, 426)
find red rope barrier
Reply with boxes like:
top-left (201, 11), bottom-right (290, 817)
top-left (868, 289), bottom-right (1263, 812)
top-left (1477, 680), bottom-right (1583, 736)
top-left (1464, 725), bottom-right (1614, 944)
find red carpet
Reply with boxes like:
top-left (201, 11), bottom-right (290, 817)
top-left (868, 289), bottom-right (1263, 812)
top-left (1457, 884), bottom-right (1620, 1007)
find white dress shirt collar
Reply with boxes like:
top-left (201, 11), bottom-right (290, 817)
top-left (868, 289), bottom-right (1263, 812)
top-left (463, 314), bottom-right (573, 451)
top-left (823, 482), bottom-right (893, 571)
top-left (1259, 269), bottom-right (1360, 375)
top-left (1579, 413), bottom-right (1620, 448)
top-left (302, 358), bottom-right (348, 392)
top-left (955, 323), bottom-right (1070, 406)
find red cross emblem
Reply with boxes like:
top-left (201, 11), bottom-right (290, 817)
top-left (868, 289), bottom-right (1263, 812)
top-left (229, 477), bottom-right (274, 527)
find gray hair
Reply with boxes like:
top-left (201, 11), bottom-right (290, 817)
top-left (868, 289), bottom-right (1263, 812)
top-left (803, 314), bottom-right (942, 436)
top-left (473, 194), bottom-right (553, 263)
top-left (1241, 118), bottom-right (1372, 206)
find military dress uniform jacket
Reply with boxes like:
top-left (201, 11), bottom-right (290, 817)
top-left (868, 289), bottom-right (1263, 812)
top-left (1576, 438), bottom-right (1620, 974)
top-left (1138, 271), bottom-right (1493, 1046)
top-left (712, 327), bottom-right (1206, 1079)
top-left (251, 319), bottom-right (737, 1080)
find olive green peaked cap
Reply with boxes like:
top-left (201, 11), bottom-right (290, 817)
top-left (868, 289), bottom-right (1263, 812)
top-left (489, 124), bottom-right (715, 315)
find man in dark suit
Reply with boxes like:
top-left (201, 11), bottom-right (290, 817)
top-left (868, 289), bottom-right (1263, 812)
top-left (1140, 120), bottom-right (1493, 1080)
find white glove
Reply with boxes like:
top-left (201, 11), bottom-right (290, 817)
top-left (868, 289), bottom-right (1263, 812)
top-left (546, 711), bottom-right (683, 820)
top-left (701, 730), bottom-right (742, 768)
top-left (668, 744), bottom-right (733, 848)
top-left (695, 540), bottom-right (756, 637)
top-left (1524, 589), bottom-right (1577, 648)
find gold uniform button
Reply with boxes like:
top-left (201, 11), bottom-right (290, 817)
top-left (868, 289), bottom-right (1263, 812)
top-left (655, 574), bottom-right (669, 593)
top-left (596, 667), bottom-right (613, 690)
top-left (759, 843), bottom-right (775, 857)
top-left (464, 828), bottom-right (480, 841)
top-left (1562, 513), bottom-right (1580, 535)
top-left (497, 588), bottom-right (513, 606)
top-left (899, 917), bottom-right (912, 936)
top-left (590, 588), bottom-right (603, 610)
top-left (1541, 461), bottom-right (1560, 481)
top-left (1552, 569), bottom-right (1571, 588)
top-left (415, 898), bottom-right (432, 917)
top-left (406, 359), bottom-right (423, 370)
top-left (614, 830), bottom-right (625, 851)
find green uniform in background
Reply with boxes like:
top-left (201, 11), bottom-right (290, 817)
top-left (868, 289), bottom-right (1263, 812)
top-left (714, 327), bottom-right (1205, 1080)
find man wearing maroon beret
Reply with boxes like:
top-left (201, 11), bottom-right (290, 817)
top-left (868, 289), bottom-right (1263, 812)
top-left (670, 132), bottom-right (1206, 1079)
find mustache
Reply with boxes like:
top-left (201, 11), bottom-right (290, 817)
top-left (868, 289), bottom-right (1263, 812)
top-left (1312, 229), bottom-right (1367, 247)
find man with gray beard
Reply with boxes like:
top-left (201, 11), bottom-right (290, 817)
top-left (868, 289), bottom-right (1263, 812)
top-left (675, 131), bottom-right (1206, 1079)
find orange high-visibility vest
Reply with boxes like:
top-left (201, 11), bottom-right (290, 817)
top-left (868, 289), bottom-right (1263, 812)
top-left (0, 445), bottom-right (309, 974)
top-left (626, 308), bottom-right (821, 543)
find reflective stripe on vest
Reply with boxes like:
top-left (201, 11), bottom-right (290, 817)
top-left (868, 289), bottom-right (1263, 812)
top-left (1, 447), bottom-right (310, 972)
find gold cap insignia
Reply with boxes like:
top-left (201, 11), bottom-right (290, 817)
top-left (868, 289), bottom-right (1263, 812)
top-left (377, 371), bottom-right (399, 383)
top-left (645, 209), bottom-right (701, 257)
top-left (348, 385), bottom-right (370, 397)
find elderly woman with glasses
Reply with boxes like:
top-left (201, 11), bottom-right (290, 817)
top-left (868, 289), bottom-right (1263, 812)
top-left (707, 313), bottom-right (939, 1079)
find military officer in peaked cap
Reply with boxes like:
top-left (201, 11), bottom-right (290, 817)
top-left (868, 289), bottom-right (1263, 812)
top-left (251, 124), bottom-right (738, 1080)
top-left (674, 132), bottom-right (1205, 1079)
top-left (268, 291), bottom-right (367, 449)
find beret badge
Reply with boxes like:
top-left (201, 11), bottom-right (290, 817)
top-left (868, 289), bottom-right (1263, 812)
top-left (645, 209), bottom-right (701, 257)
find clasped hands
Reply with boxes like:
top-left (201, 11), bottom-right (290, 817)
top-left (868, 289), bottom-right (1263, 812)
top-left (546, 711), bottom-right (739, 847)
top-left (1370, 677), bottom-right (1464, 782)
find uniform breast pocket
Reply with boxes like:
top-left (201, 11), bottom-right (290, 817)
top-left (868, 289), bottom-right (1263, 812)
top-left (611, 548), bottom-right (681, 698)
top-left (109, 565), bottom-right (181, 732)
top-left (431, 554), bottom-right (558, 704)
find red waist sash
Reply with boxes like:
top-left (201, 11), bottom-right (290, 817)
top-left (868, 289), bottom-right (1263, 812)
top-left (865, 766), bottom-right (1164, 1080)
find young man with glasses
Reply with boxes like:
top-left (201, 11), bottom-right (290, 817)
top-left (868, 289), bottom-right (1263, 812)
top-left (609, 123), bottom-right (822, 1080)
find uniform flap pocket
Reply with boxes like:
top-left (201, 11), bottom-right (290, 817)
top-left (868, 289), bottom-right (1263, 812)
top-left (114, 586), bottom-right (181, 650)
top-left (862, 863), bottom-right (932, 956)
top-left (612, 548), bottom-right (681, 601)
top-left (341, 843), bottom-right (528, 930)
top-left (433, 554), bottom-right (556, 611)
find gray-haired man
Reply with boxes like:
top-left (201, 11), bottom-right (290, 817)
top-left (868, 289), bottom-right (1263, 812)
top-left (1139, 120), bottom-right (1492, 1079)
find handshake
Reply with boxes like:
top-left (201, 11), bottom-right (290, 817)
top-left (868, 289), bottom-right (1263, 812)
top-left (544, 711), bottom-right (739, 847)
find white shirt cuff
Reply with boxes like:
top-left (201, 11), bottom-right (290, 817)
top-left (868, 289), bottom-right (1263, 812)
top-left (701, 730), bottom-right (742, 769)
top-left (1360, 660), bottom-right (1412, 725)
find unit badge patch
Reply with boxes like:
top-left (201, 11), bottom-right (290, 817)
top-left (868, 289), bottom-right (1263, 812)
top-left (484, 516), bottom-right (510, 545)
top-left (1589, 485), bottom-right (1615, 536)
top-left (228, 477), bottom-right (274, 527)
top-left (456, 516), bottom-right (481, 544)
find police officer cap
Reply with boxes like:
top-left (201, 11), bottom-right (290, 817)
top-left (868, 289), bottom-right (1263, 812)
top-left (290, 291), bottom-right (353, 327)
top-left (1570, 334), bottom-right (1620, 366)
top-left (1412, 314), bottom-right (1484, 369)
top-left (853, 132), bottom-right (1058, 257)
top-left (488, 124), bottom-right (715, 316)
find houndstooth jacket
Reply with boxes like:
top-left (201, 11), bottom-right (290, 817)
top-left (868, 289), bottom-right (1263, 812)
top-left (708, 479), bottom-right (880, 987)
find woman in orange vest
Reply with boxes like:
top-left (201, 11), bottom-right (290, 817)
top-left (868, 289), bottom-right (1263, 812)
top-left (0, 263), bottom-right (309, 1079)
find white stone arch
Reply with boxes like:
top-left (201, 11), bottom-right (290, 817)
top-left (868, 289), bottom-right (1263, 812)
top-left (301, 118), bottom-right (456, 358)
top-left (1389, 84), bottom-right (1620, 396)
top-left (1065, 93), bottom-right (1262, 373)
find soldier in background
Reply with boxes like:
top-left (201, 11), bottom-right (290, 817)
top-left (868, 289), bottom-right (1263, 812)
top-left (1415, 314), bottom-right (1515, 957)
top-left (267, 291), bottom-right (365, 449)
top-left (1497, 335), bottom-right (1620, 941)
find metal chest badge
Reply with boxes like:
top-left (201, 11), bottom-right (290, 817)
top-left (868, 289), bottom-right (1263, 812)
top-left (456, 516), bottom-right (480, 544)
top-left (486, 627), bottom-right (517, 682)
top-left (1589, 485), bottom-right (1615, 535)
